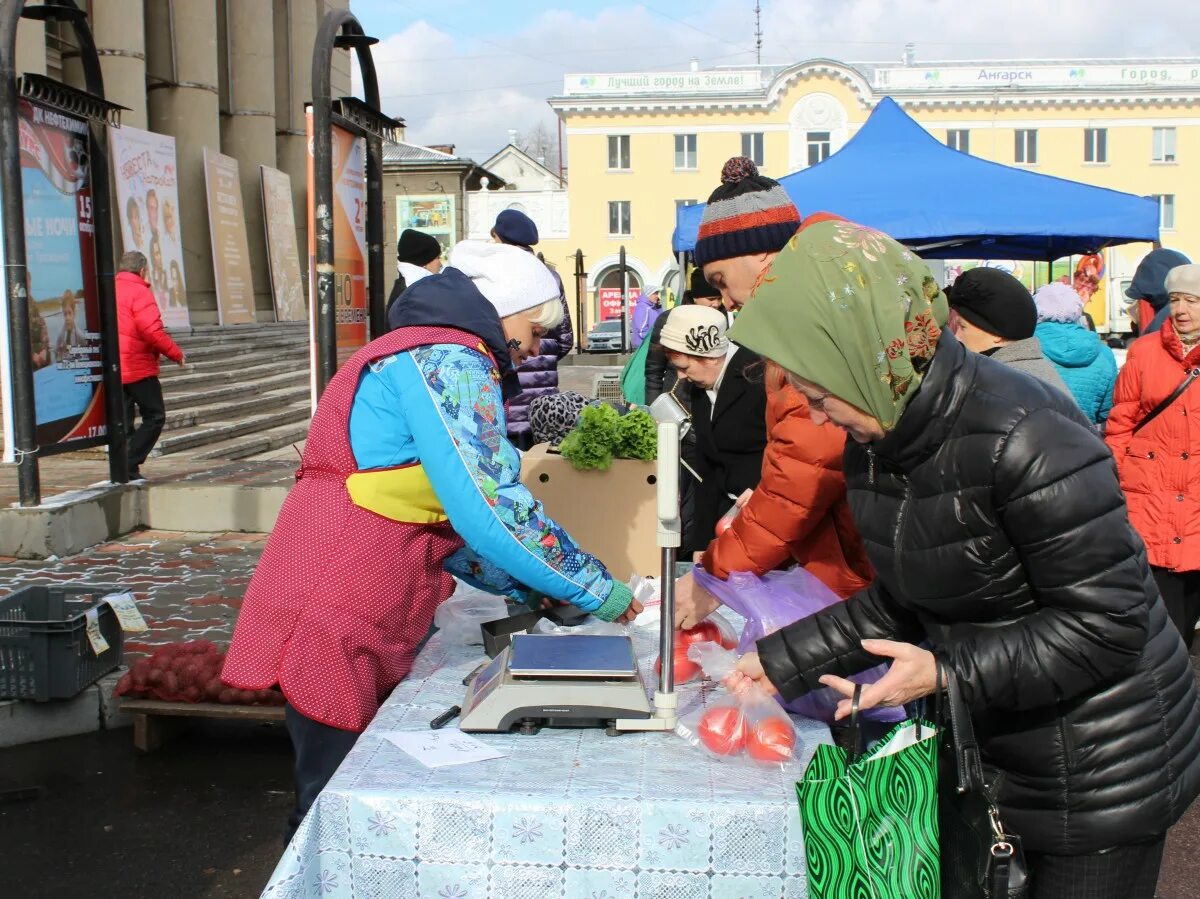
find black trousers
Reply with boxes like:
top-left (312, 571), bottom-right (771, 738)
top-left (1027, 835), bottom-right (1165, 899)
top-left (1152, 566), bottom-right (1200, 650)
top-left (123, 376), bottom-right (166, 468)
top-left (283, 704), bottom-right (359, 843)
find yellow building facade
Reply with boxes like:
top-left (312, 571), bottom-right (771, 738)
top-left (546, 58), bottom-right (1200, 334)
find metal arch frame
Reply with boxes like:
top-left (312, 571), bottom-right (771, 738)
top-left (1, 0), bottom-right (129, 507)
top-left (311, 10), bottom-right (396, 398)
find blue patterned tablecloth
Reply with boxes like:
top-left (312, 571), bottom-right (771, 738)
top-left (261, 616), bottom-right (829, 899)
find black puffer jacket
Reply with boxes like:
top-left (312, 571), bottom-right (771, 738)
top-left (758, 331), bottom-right (1200, 855)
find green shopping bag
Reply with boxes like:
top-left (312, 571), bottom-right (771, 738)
top-left (796, 696), bottom-right (940, 899)
top-left (619, 338), bottom-right (651, 406)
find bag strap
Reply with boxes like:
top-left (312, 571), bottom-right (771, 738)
top-left (846, 683), bottom-right (866, 766)
top-left (936, 656), bottom-right (985, 795)
top-left (1133, 367), bottom-right (1200, 435)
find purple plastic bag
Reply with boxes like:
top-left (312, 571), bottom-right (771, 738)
top-left (692, 565), bottom-right (905, 724)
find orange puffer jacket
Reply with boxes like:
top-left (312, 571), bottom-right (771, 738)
top-left (701, 366), bottom-right (873, 598)
top-left (1106, 321), bottom-right (1200, 572)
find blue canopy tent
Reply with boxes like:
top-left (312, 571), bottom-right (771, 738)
top-left (672, 97), bottom-right (1159, 261)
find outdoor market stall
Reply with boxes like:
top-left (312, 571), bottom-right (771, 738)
top-left (261, 613), bottom-right (829, 899)
top-left (673, 97), bottom-right (1160, 261)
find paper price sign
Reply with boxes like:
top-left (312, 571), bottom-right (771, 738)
top-left (103, 592), bottom-right (148, 632)
top-left (84, 607), bottom-right (110, 655)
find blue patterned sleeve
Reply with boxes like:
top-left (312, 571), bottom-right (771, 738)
top-left (394, 345), bottom-right (631, 621)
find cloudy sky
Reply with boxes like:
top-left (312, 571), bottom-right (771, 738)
top-left (350, 0), bottom-right (1195, 162)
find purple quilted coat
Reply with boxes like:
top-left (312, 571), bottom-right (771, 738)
top-left (507, 280), bottom-right (574, 441)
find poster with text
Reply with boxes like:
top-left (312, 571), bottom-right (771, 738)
top-left (19, 99), bottom-right (107, 452)
top-left (202, 149), bottom-right (257, 325)
top-left (306, 110), bottom-right (367, 403)
top-left (598, 287), bottom-right (624, 321)
top-left (109, 125), bottom-right (190, 329)
top-left (395, 194), bottom-right (455, 257)
top-left (260, 165), bottom-right (305, 322)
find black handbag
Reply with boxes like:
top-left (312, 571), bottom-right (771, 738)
top-left (936, 658), bottom-right (1031, 899)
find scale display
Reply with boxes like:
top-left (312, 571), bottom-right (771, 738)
top-left (508, 634), bottom-right (637, 678)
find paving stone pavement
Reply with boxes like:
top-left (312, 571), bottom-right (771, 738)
top-left (0, 529), bottom-right (266, 660)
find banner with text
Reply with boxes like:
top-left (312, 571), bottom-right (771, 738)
top-left (19, 99), bottom-right (107, 452)
top-left (202, 149), bottom-right (257, 325)
top-left (306, 110), bottom-right (367, 399)
top-left (260, 165), bottom-right (305, 323)
top-left (110, 125), bottom-right (190, 329)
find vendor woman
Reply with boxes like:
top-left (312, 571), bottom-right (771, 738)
top-left (223, 240), bottom-right (641, 837)
top-left (657, 304), bottom-right (767, 547)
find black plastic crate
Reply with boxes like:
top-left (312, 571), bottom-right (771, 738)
top-left (0, 584), bottom-right (125, 701)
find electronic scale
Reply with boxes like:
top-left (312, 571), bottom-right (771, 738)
top-left (457, 414), bottom-right (686, 736)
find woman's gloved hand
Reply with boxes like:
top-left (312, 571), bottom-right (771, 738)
top-left (590, 581), bottom-right (644, 624)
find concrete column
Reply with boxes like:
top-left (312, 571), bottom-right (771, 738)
top-left (220, 0), bottom-right (276, 318)
top-left (323, 0), bottom-right (352, 101)
top-left (145, 0), bottom-right (222, 324)
top-left (274, 0), bottom-right (318, 294)
top-left (92, 0), bottom-right (147, 130)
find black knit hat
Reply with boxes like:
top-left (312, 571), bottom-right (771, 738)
top-left (949, 268), bottom-right (1037, 340)
top-left (694, 157), bottom-right (802, 267)
top-left (396, 229), bottom-right (442, 266)
top-left (682, 268), bottom-right (721, 304)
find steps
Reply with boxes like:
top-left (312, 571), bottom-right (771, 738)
top-left (147, 323), bottom-right (312, 461)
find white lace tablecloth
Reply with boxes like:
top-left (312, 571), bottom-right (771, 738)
top-left (261, 616), bottom-right (829, 899)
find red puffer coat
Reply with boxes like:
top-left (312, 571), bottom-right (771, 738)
top-left (1106, 320), bottom-right (1200, 572)
top-left (701, 365), bottom-right (873, 599)
top-left (116, 271), bottom-right (183, 384)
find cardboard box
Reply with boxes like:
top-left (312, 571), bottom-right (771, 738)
top-left (521, 443), bottom-right (660, 579)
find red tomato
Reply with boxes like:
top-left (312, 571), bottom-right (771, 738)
top-left (698, 705), bottom-right (748, 756)
top-left (680, 621), bottom-right (722, 646)
top-left (655, 651), bottom-right (701, 683)
top-left (747, 716), bottom-right (796, 762)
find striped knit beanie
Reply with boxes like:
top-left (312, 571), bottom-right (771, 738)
top-left (694, 157), bottom-right (802, 267)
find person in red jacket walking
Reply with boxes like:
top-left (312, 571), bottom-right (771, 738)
top-left (115, 251), bottom-right (184, 479)
top-left (1107, 262), bottom-right (1200, 646)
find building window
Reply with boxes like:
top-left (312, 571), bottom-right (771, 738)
top-left (946, 129), bottom-right (970, 153)
top-left (807, 131), bottom-right (831, 166)
top-left (1014, 129), bottom-right (1038, 164)
top-left (608, 135), bottom-right (630, 170)
top-left (675, 199), bottom-right (698, 210)
top-left (674, 134), bottom-right (698, 170)
top-left (1153, 194), bottom-right (1176, 230)
top-left (608, 200), bottom-right (631, 236)
top-left (1084, 128), bottom-right (1107, 163)
top-left (1153, 127), bottom-right (1177, 163)
top-left (741, 132), bottom-right (765, 166)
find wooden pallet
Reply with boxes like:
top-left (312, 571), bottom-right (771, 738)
top-left (120, 699), bottom-right (286, 752)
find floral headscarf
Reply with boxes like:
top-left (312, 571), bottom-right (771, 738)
top-left (728, 220), bottom-right (948, 430)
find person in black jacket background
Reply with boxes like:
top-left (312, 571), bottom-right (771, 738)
top-left (726, 219), bottom-right (1200, 898)
top-left (385, 229), bottom-right (443, 313)
top-left (656, 304), bottom-right (766, 549)
top-left (645, 268), bottom-right (726, 406)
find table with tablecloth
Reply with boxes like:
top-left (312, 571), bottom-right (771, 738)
top-left (261, 613), bottom-right (830, 899)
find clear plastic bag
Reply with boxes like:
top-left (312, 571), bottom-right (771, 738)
top-left (691, 565), bottom-right (905, 725)
top-left (654, 610), bottom-right (738, 684)
top-left (433, 580), bottom-right (510, 645)
top-left (532, 616), bottom-right (626, 637)
top-left (674, 642), bottom-right (799, 764)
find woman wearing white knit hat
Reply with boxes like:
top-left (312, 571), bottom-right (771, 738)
top-left (225, 239), bottom-right (641, 838)
top-left (657, 304), bottom-right (767, 548)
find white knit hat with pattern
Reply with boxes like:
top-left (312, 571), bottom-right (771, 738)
top-left (658, 305), bottom-right (729, 358)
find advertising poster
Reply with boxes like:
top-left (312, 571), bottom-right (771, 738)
top-left (395, 194), bottom-right (455, 257)
top-left (202, 149), bottom-right (257, 325)
top-left (598, 287), bottom-right (624, 321)
top-left (259, 165), bottom-right (305, 322)
top-left (109, 125), bottom-right (190, 329)
top-left (19, 99), bottom-right (107, 452)
top-left (306, 109), bottom-right (368, 401)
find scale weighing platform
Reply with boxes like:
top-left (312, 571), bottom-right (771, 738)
top-left (458, 633), bottom-right (652, 734)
